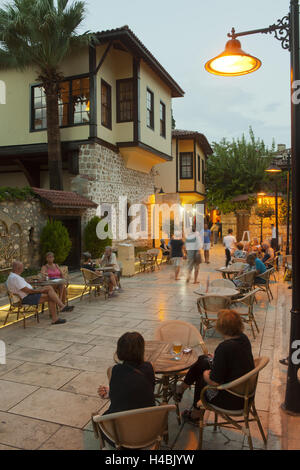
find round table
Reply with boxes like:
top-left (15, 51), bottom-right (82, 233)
top-left (216, 266), bottom-right (242, 279)
top-left (144, 340), bottom-right (198, 405)
top-left (31, 278), bottom-right (67, 287)
top-left (194, 286), bottom-right (239, 298)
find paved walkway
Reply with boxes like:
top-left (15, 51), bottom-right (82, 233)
top-left (0, 245), bottom-right (298, 450)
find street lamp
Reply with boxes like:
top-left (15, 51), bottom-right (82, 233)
top-left (265, 164), bottom-right (282, 253)
top-left (205, 0), bottom-right (300, 415)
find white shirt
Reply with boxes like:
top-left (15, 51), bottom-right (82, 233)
top-left (6, 272), bottom-right (32, 299)
top-left (272, 227), bottom-right (277, 238)
top-left (185, 231), bottom-right (203, 251)
top-left (101, 252), bottom-right (120, 271)
top-left (223, 235), bottom-right (236, 250)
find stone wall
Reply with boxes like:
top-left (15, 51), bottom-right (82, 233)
top-left (71, 142), bottom-right (155, 248)
top-left (0, 198), bottom-right (47, 269)
top-left (221, 205), bottom-right (287, 246)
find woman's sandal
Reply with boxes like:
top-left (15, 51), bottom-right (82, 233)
top-left (181, 409), bottom-right (200, 426)
top-left (279, 357), bottom-right (289, 366)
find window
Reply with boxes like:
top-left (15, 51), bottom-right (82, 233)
top-left (117, 79), bottom-right (134, 122)
top-left (198, 155), bottom-right (201, 182)
top-left (180, 152), bottom-right (193, 179)
top-left (202, 159), bottom-right (205, 184)
top-left (146, 88), bottom-right (154, 129)
top-left (160, 101), bottom-right (166, 137)
top-left (101, 79), bottom-right (112, 129)
top-left (31, 76), bottom-right (90, 130)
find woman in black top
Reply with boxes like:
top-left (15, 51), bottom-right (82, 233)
top-left (175, 309), bottom-right (254, 424)
top-left (98, 332), bottom-right (155, 414)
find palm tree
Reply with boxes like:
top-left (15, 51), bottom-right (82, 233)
top-left (0, 0), bottom-right (89, 190)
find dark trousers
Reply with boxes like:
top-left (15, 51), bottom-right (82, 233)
top-left (225, 248), bottom-right (231, 267)
top-left (184, 355), bottom-right (211, 408)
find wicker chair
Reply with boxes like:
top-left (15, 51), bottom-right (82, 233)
top-left (234, 288), bottom-right (261, 339)
top-left (59, 265), bottom-right (69, 305)
top-left (92, 405), bottom-right (176, 450)
top-left (197, 356), bottom-right (269, 450)
top-left (147, 248), bottom-right (160, 270)
top-left (80, 268), bottom-right (108, 301)
top-left (254, 268), bottom-right (274, 301)
top-left (283, 255), bottom-right (292, 282)
top-left (197, 295), bottom-right (231, 338)
top-left (210, 279), bottom-right (236, 289)
top-left (233, 270), bottom-right (256, 293)
top-left (4, 289), bottom-right (41, 328)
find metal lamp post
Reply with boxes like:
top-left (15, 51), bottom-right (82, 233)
top-left (205, 0), bottom-right (300, 414)
top-left (265, 165), bottom-right (282, 252)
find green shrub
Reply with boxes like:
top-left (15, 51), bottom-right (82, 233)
top-left (84, 216), bottom-right (112, 258)
top-left (40, 219), bottom-right (72, 265)
top-left (0, 186), bottom-right (34, 201)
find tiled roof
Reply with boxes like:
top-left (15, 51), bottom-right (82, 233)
top-left (31, 188), bottom-right (98, 209)
top-left (172, 129), bottom-right (213, 156)
top-left (94, 26), bottom-right (184, 98)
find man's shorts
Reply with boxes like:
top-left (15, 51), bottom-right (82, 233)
top-left (203, 243), bottom-right (211, 251)
top-left (22, 293), bottom-right (42, 305)
top-left (172, 257), bottom-right (182, 267)
top-left (187, 250), bottom-right (201, 271)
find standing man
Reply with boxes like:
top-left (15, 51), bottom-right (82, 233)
top-left (223, 229), bottom-right (237, 267)
top-left (203, 223), bottom-right (212, 264)
top-left (185, 225), bottom-right (202, 283)
top-left (270, 224), bottom-right (277, 251)
top-left (170, 231), bottom-right (184, 281)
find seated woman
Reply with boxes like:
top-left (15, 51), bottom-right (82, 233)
top-left (41, 252), bottom-right (71, 308)
top-left (251, 238), bottom-right (261, 254)
top-left (98, 332), bottom-right (155, 414)
top-left (245, 253), bottom-right (267, 284)
top-left (160, 239), bottom-right (170, 258)
top-left (233, 242), bottom-right (247, 259)
top-left (175, 309), bottom-right (254, 424)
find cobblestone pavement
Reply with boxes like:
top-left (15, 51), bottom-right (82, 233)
top-left (0, 244), bottom-right (298, 450)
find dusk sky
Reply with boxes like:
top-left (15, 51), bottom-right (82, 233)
top-left (0, 0), bottom-right (291, 149)
top-left (80, 0), bottom-right (291, 149)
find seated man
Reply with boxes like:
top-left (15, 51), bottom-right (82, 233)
top-left (81, 252), bottom-right (116, 297)
top-left (6, 261), bottom-right (73, 325)
top-left (160, 239), bottom-right (170, 257)
top-left (100, 246), bottom-right (122, 293)
top-left (261, 242), bottom-right (274, 267)
top-left (233, 242), bottom-right (247, 259)
top-left (245, 253), bottom-right (267, 284)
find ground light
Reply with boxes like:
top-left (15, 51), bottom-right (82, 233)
top-left (205, 0), bottom-right (300, 415)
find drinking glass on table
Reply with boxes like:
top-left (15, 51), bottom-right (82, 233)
top-left (172, 342), bottom-right (182, 361)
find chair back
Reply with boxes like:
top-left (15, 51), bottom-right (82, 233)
top-left (210, 279), bottom-right (235, 289)
top-left (6, 288), bottom-right (22, 307)
top-left (257, 267), bottom-right (274, 283)
top-left (59, 265), bottom-right (69, 281)
top-left (234, 270), bottom-right (256, 285)
top-left (217, 356), bottom-right (269, 400)
top-left (197, 295), bottom-right (230, 314)
top-left (154, 320), bottom-right (208, 354)
top-left (92, 405), bottom-right (175, 449)
top-left (236, 287), bottom-right (260, 307)
top-left (81, 268), bottom-right (102, 283)
top-left (147, 248), bottom-right (160, 257)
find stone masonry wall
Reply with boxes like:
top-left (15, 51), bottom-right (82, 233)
top-left (71, 142), bottom-right (155, 248)
top-left (0, 198), bottom-right (47, 270)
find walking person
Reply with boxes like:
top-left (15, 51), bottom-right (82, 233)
top-left (203, 223), bottom-right (212, 264)
top-left (169, 231), bottom-right (184, 281)
top-left (185, 225), bottom-right (202, 283)
top-left (223, 229), bottom-right (236, 267)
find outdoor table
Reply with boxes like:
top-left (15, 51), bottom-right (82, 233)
top-left (216, 266), bottom-right (242, 279)
top-left (31, 278), bottom-right (67, 287)
top-left (96, 266), bottom-right (116, 272)
top-left (193, 286), bottom-right (239, 298)
top-left (144, 340), bottom-right (198, 405)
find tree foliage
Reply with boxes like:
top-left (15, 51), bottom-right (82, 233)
top-left (40, 219), bottom-right (72, 265)
top-left (84, 216), bottom-right (112, 259)
top-left (206, 128), bottom-right (275, 213)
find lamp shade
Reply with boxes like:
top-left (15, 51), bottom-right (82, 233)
top-left (265, 164), bottom-right (282, 173)
top-left (205, 38), bottom-right (262, 76)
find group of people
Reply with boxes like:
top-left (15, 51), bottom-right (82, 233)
top-left (97, 308), bottom-right (255, 447)
top-left (6, 246), bottom-right (122, 325)
top-left (160, 223), bottom-right (214, 283)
